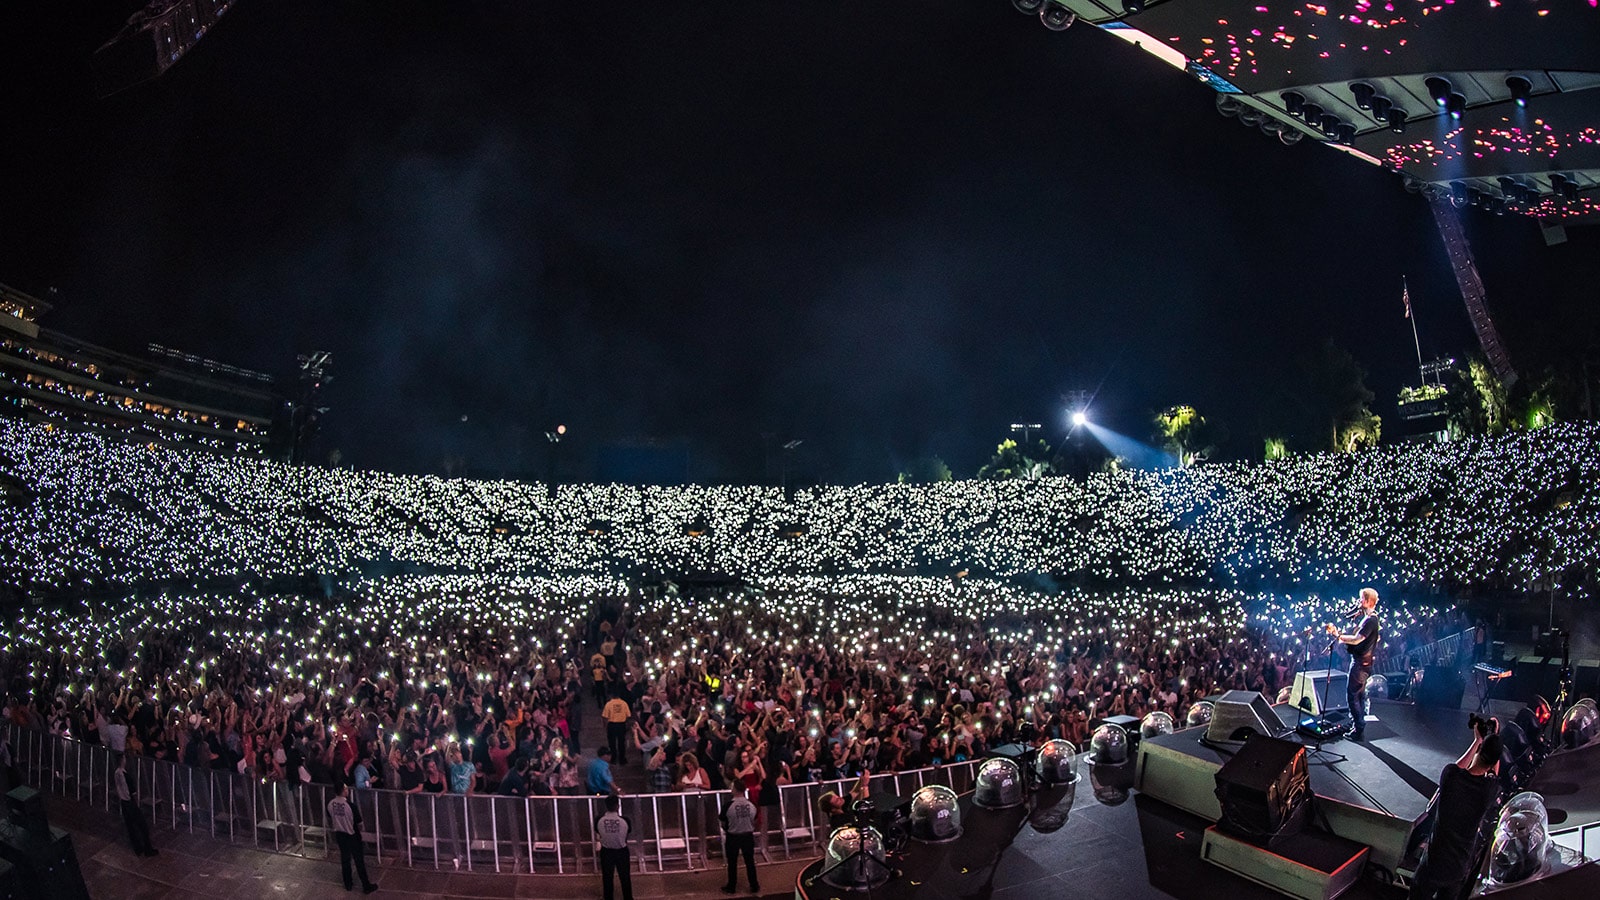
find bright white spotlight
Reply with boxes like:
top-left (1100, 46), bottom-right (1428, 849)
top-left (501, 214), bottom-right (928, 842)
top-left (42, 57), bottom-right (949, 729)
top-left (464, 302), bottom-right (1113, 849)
top-left (1072, 411), bottom-right (1088, 427)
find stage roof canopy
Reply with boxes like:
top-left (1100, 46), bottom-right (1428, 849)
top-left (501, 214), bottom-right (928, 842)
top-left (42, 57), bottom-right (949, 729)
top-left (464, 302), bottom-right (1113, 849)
top-left (1034, 0), bottom-right (1600, 223)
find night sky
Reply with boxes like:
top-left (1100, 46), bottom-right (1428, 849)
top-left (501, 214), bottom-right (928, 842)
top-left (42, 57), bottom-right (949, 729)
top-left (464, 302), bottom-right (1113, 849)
top-left (3, 2), bottom-right (1597, 483)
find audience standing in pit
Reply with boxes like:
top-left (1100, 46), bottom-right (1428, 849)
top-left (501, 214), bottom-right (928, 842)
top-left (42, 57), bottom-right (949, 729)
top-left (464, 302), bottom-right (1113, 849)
top-left (596, 793), bottom-right (634, 900)
top-left (1408, 717), bottom-right (1503, 900)
top-left (113, 754), bottom-right (157, 858)
top-left (721, 788), bottom-right (760, 894)
top-left (329, 781), bottom-right (378, 894)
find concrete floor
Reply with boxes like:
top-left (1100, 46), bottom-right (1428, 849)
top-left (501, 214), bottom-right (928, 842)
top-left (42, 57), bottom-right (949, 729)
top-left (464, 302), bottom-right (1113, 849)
top-left (46, 792), bottom-right (809, 900)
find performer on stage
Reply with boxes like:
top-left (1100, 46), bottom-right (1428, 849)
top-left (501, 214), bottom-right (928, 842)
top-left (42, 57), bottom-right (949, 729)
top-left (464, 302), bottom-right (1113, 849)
top-left (1325, 588), bottom-right (1381, 741)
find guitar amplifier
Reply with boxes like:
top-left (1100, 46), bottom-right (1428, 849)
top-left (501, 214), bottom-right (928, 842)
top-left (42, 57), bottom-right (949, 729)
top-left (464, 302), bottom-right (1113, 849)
top-left (1288, 669), bottom-right (1350, 716)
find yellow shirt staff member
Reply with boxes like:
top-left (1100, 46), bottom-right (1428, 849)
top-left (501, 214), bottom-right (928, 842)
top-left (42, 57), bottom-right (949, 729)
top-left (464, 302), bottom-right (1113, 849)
top-left (603, 694), bottom-right (633, 765)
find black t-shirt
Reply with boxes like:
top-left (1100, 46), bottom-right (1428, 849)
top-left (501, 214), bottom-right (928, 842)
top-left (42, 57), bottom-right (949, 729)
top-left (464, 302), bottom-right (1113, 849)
top-left (1348, 615), bottom-right (1380, 662)
top-left (1425, 764), bottom-right (1500, 880)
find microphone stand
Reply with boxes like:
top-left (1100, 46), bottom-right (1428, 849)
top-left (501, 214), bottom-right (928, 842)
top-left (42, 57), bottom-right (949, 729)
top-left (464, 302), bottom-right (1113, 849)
top-left (1295, 619), bottom-right (1348, 764)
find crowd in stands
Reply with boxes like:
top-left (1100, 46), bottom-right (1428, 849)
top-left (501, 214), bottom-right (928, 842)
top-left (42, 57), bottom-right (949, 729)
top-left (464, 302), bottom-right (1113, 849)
top-left (0, 419), bottom-right (1596, 595)
top-left (0, 416), bottom-right (1585, 804)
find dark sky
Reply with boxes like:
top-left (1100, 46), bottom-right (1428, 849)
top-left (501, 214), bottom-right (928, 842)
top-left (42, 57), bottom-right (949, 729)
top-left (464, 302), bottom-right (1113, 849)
top-left (3, 1), bottom-right (1597, 482)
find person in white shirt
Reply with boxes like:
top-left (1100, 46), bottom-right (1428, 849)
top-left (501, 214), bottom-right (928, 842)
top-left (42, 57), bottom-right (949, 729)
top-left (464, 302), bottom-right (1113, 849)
top-left (328, 781), bottom-right (377, 893)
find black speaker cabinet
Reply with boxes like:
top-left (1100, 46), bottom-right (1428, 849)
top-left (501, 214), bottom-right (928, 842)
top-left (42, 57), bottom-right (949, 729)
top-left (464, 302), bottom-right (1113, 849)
top-left (1214, 733), bottom-right (1311, 843)
top-left (3, 789), bottom-right (43, 836)
top-left (1205, 690), bottom-right (1288, 744)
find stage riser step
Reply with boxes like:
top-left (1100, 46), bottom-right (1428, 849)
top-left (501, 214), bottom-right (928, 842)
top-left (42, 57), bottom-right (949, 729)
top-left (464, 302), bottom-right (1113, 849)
top-left (1201, 826), bottom-right (1368, 900)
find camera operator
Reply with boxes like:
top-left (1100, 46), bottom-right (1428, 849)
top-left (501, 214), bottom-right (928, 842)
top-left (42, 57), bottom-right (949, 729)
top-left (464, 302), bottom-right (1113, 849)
top-left (1408, 714), bottom-right (1502, 900)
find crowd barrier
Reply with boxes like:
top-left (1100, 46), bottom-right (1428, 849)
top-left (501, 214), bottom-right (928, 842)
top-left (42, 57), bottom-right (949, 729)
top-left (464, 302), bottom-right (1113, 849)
top-left (2, 724), bottom-right (981, 875)
top-left (1374, 629), bottom-right (1470, 677)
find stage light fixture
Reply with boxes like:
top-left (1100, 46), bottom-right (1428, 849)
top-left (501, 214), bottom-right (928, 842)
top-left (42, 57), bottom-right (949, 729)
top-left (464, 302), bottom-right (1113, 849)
top-left (1140, 711), bottom-right (1175, 740)
top-left (1488, 793), bottom-right (1552, 886)
top-left (1370, 96), bottom-right (1392, 122)
top-left (1506, 75), bottom-right (1533, 108)
top-left (1122, 0), bottom-right (1146, 12)
top-left (1278, 128), bottom-right (1303, 146)
top-left (1319, 114), bottom-right (1341, 138)
top-left (1349, 82), bottom-right (1376, 109)
top-left (1281, 91), bottom-right (1305, 116)
top-left (1215, 94), bottom-right (1244, 117)
top-left (821, 826), bottom-right (892, 889)
top-left (1468, 188), bottom-right (1484, 207)
top-left (1072, 410), bottom-right (1088, 427)
top-left (974, 757), bottom-right (1025, 809)
top-left (1089, 723), bottom-right (1129, 765)
top-left (1035, 739), bottom-right (1081, 785)
top-left (1186, 701), bottom-right (1215, 727)
top-left (1451, 182), bottom-right (1469, 206)
top-left (1388, 108), bottom-right (1408, 134)
top-left (1446, 93), bottom-right (1466, 119)
top-left (1040, 0), bottom-right (1076, 29)
top-left (1301, 103), bottom-right (1324, 128)
top-left (1562, 699), bottom-right (1599, 749)
top-left (908, 785), bottom-right (963, 842)
top-left (1335, 122), bottom-right (1357, 144)
top-left (1239, 107), bottom-right (1266, 128)
top-left (1012, 0), bottom-right (1045, 12)
top-left (1402, 175), bottom-right (1422, 194)
top-left (1426, 76), bottom-right (1453, 107)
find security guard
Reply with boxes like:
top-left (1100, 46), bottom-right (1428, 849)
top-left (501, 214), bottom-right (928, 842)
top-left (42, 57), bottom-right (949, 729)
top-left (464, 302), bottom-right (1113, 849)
top-left (596, 793), bottom-right (634, 900)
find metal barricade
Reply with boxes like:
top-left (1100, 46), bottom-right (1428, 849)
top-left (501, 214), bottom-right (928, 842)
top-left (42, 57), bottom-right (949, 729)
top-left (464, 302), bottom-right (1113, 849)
top-left (3, 724), bottom-right (982, 876)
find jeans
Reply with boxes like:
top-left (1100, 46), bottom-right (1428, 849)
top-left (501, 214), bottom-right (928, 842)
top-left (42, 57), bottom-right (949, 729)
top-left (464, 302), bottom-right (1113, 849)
top-left (1348, 660), bottom-right (1373, 734)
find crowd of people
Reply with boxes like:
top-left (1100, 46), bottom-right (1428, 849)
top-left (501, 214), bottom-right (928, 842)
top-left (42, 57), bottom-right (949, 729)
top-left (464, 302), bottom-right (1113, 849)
top-left (0, 419), bottom-right (1595, 596)
top-left (0, 415), bottom-right (1569, 866)
top-left (0, 572), bottom-right (1462, 805)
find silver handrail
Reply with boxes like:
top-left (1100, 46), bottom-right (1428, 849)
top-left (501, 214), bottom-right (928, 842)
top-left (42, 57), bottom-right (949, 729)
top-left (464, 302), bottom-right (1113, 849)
top-left (3, 723), bottom-right (980, 875)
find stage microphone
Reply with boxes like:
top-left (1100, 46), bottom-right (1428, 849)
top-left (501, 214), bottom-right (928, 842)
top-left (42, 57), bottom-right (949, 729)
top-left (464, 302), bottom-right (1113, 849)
top-left (1343, 605), bottom-right (1363, 619)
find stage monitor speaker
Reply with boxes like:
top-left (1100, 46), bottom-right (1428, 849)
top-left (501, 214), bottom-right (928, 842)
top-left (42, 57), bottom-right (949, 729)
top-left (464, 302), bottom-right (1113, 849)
top-left (3, 790), bottom-right (43, 837)
top-left (1205, 691), bottom-right (1288, 744)
top-left (1415, 665), bottom-right (1466, 708)
top-left (1288, 669), bottom-right (1349, 716)
top-left (1214, 733), bottom-right (1311, 843)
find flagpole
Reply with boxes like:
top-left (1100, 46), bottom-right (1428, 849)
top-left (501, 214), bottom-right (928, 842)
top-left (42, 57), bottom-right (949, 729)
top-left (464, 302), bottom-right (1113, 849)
top-left (1404, 276), bottom-right (1425, 382)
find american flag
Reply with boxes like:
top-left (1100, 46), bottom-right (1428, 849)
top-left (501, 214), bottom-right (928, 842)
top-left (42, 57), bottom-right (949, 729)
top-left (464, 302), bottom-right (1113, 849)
top-left (1402, 279), bottom-right (1412, 319)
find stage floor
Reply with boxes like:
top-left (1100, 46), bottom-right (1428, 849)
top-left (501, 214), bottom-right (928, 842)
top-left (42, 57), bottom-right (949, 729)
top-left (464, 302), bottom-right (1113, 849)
top-left (1140, 699), bottom-right (1469, 824)
top-left (796, 700), bottom-right (1600, 900)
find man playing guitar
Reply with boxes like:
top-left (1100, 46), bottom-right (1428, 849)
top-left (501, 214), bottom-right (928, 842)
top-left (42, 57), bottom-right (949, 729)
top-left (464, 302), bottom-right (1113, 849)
top-left (1325, 588), bottom-right (1381, 741)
